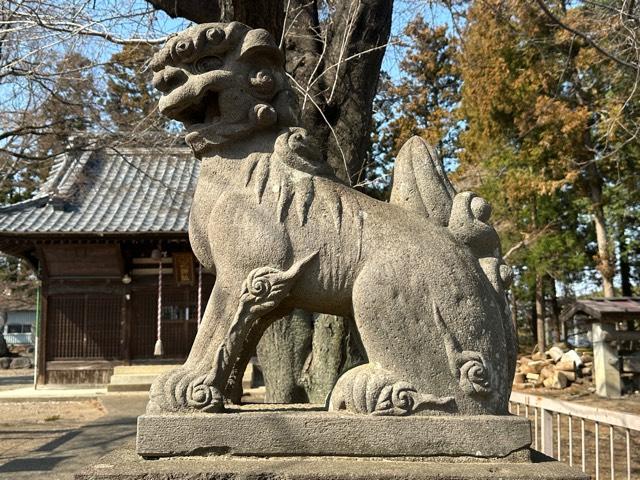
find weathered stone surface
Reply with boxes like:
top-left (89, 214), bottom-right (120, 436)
top-left (143, 21), bottom-right (517, 419)
top-left (9, 356), bottom-right (31, 369)
top-left (0, 357), bottom-right (10, 369)
top-left (137, 408), bottom-right (531, 459)
top-left (76, 448), bottom-right (590, 480)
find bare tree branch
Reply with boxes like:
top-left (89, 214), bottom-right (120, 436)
top-left (534, 0), bottom-right (639, 72)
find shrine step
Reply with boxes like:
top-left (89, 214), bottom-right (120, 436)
top-left (107, 365), bottom-right (180, 392)
top-left (112, 365), bottom-right (180, 376)
top-left (107, 362), bottom-right (262, 392)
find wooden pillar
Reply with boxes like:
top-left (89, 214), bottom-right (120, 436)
top-left (35, 246), bottom-right (48, 387)
top-left (121, 285), bottom-right (132, 365)
top-left (592, 322), bottom-right (621, 398)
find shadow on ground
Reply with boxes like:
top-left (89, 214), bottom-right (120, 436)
top-left (0, 375), bottom-right (32, 386)
top-left (0, 394), bottom-right (148, 480)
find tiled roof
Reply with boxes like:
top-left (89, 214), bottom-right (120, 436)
top-left (0, 148), bottom-right (197, 235)
top-left (560, 298), bottom-right (640, 322)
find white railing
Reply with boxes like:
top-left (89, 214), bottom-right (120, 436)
top-left (510, 391), bottom-right (640, 480)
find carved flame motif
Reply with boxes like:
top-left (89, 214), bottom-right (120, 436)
top-left (186, 374), bottom-right (223, 413)
top-left (432, 303), bottom-right (493, 398)
top-left (459, 359), bottom-right (491, 395)
top-left (246, 268), bottom-right (276, 298)
top-left (181, 253), bottom-right (319, 412)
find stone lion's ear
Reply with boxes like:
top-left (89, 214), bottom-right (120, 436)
top-left (239, 28), bottom-right (284, 65)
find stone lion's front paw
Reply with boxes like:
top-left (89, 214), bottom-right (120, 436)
top-left (146, 368), bottom-right (224, 414)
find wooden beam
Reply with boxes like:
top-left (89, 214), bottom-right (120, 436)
top-left (602, 330), bottom-right (640, 342)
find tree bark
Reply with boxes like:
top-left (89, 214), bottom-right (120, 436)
top-left (257, 310), bottom-right (313, 403)
top-left (586, 163), bottom-right (616, 298)
top-left (146, 0), bottom-right (393, 183)
top-left (547, 275), bottom-right (561, 344)
top-left (145, 0), bottom-right (285, 36)
top-left (535, 273), bottom-right (546, 353)
top-left (317, 0), bottom-right (393, 183)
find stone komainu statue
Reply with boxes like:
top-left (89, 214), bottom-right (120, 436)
top-left (147, 22), bottom-right (516, 417)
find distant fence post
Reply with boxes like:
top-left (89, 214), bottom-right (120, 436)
top-left (592, 322), bottom-right (622, 398)
top-left (540, 407), bottom-right (554, 456)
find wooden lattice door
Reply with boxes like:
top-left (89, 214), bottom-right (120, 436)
top-left (47, 294), bottom-right (122, 360)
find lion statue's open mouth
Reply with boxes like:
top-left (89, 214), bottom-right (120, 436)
top-left (150, 22), bottom-right (298, 154)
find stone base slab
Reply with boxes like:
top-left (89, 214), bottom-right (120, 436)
top-left (76, 447), bottom-right (590, 480)
top-left (136, 405), bottom-right (532, 460)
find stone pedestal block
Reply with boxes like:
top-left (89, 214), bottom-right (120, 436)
top-left (136, 406), bottom-right (532, 460)
top-left (76, 447), bottom-right (590, 480)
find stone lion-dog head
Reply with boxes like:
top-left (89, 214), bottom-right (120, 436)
top-left (150, 22), bottom-right (299, 156)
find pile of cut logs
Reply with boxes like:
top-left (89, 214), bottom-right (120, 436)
top-left (513, 346), bottom-right (593, 389)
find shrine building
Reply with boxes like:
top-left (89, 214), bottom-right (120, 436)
top-left (0, 148), bottom-right (214, 386)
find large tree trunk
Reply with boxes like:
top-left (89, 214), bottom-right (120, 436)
top-left (144, 0), bottom-right (286, 36)
top-left (147, 0), bottom-right (393, 182)
top-left (547, 275), bottom-right (561, 344)
top-left (257, 310), bottom-right (313, 403)
top-left (146, 0), bottom-right (393, 402)
top-left (586, 163), bottom-right (615, 298)
top-left (535, 273), bottom-right (546, 353)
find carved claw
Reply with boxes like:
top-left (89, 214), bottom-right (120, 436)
top-left (329, 364), bottom-right (455, 416)
top-left (185, 375), bottom-right (224, 413)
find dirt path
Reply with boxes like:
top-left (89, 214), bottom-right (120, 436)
top-left (0, 394), bottom-right (148, 479)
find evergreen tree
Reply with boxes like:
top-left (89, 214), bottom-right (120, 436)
top-left (371, 17), bottom-right (461, 197)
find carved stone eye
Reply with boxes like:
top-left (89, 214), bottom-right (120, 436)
top-left (205, 28), bottom-right (225, 44)
top-left (249, 69), bottom-right (275, 95)
top-left (195, 56), bottom-right (223, 74)
top-left (173, 39), bottom-right (195, 61)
